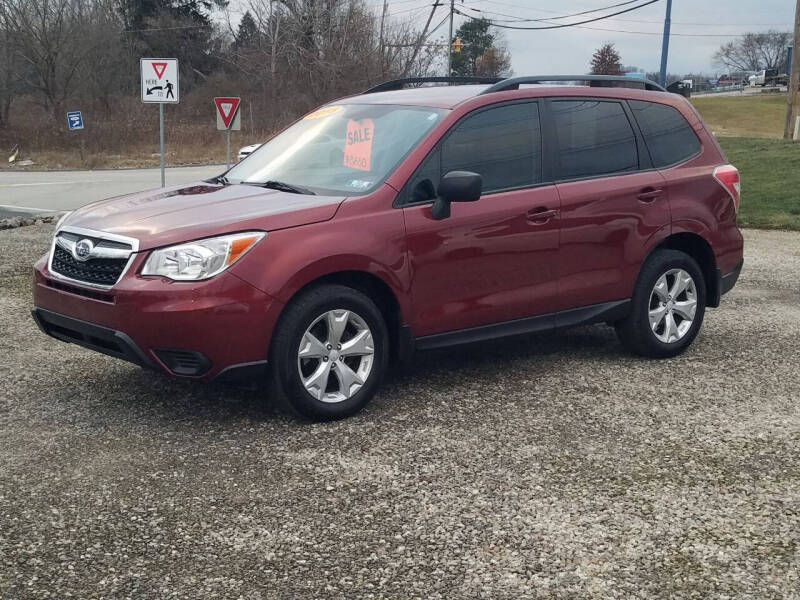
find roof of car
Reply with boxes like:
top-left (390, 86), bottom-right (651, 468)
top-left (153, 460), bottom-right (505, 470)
top-left (336, 76), bottom-right (676, 110)
top-left (339, 85), bottom-right (491, 109)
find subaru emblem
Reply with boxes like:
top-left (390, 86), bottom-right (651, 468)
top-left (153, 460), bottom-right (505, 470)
top-left (74, 239), bottom-right (94, 261)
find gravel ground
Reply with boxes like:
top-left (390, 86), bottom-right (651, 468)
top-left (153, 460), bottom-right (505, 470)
top-left (1, 224), bottom-right (799, 599)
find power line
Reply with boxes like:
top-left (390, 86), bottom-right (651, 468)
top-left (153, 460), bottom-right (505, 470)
top-left (384, 1), bottom-right (438, 17)
top-left (123, 24), bottom-right (211, 33)
top-left (460, 0), bottom-right (646, 24)
top-left (366, 0), bottom-right (430, 5)
top-left (454, 0), bottom-right (662, 31)
top-left (562, 23), bottom-right (782, 37)
top-left (462, 5), bottom-right (788, 28)
top-left (494, 0), bottom-right (643, 22)
top-left (429, 12), bottom-right (451, 36)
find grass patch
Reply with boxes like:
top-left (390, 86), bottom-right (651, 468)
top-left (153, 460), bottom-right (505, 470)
top-left (718, 137), bottom-right (800, 230)
top-left (691, 93), bottom-right (787, 138)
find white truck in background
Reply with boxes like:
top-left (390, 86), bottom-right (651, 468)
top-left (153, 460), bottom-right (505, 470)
top-left (749, 68), bottom-right (788, 87)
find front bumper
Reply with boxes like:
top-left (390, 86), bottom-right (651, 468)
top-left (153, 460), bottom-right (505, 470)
top-left (32, 254), bottom-right (284, 379)
top-left (32, 307), bottom-right (155, 368)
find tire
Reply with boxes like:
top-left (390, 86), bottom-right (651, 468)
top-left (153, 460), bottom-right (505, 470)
top-left (269, 284), bottom-right (389, 421)
top-left (615, 249), bottom-right (706, 358)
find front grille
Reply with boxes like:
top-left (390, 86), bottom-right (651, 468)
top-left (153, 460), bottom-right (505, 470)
top-left (51, 245), bottom-right (128, 286)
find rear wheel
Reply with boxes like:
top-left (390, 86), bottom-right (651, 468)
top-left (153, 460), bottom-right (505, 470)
top-left (269, 284), bottom-right (389, 421)
top-left (616, 249), bottom-right (706, 358)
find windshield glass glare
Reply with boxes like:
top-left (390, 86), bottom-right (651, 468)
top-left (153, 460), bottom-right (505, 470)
top-left (225, 104), bottom-right (447, 195)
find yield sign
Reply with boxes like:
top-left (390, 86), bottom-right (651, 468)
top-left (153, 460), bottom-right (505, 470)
top-left (151, 62), bottom-right (168, 79)
top-left (214, 97), bottom-right (241, 130)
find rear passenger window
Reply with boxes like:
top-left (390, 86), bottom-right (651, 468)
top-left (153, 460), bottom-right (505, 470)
top-left (629, 100), bottom-right (701, 167)
top-left (441, 102), bottom-right (541, 193)
top-left (551, 100), bottom-right (638, 180)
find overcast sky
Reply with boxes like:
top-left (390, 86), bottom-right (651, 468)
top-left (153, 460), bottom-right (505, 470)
top-left (373, 0), bottom-right (796, 76)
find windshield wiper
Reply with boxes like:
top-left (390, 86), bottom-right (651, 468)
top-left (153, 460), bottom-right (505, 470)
top-left (242, 180), bottom-right (316, 195)
top-left (207, 174), bottom-right (230, 185)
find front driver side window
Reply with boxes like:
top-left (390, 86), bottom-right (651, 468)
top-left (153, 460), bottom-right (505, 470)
top-left (441, 102), bottom-right (541, 193)
top-left (403, 101), bottom-right (542, 205)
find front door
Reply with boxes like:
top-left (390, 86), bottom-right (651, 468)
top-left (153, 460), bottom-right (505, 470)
top-left (400, 101), bottom-right (561, 337)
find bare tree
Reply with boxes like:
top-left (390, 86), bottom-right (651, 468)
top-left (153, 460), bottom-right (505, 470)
top-left (0, 20), bottom-right (18, 127)
top-left (475, 46), bottom-right (512, 77)
top-left (714, 30), bottom-right (792, 74)
top-left (224, 0), bottom-right (440, 127)
top-left (0, 0), bottom-right (501, 160)
top-left (1, 0), bottom-right (102, 122)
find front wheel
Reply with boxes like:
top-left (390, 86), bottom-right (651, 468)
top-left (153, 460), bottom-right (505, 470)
top-left (269, 284), bottom-right (389, 421)
top-left (616, 249), bottom-right (706, 358)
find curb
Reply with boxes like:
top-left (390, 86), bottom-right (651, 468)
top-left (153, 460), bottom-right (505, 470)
top-left (0, 162), bottom-right (225, 174)
top-left (0, 213), bottom-right (64, 231)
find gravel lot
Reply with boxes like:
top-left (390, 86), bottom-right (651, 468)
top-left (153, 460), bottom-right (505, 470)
top-left (1, 224), bottom-right (799, 599)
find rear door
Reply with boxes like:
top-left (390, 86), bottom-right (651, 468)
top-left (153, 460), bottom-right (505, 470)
top-left (628, 99), bottom-right (720, 232)
top-left (401, 100), bottom-right (561, 337)
top-left (549, 98), bottom-right (670, 310)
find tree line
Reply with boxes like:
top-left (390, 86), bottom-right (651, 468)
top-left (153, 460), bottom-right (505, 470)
top-left (0, 0), bottom-right (515, 141)
top-left (589, 31), bottom-right (793, 83)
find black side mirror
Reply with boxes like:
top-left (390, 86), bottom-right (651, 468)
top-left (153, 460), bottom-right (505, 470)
top-left (430, 171), bottom-right (482, 220)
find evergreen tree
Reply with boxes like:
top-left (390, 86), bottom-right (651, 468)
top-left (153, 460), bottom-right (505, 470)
top-left (235, 11), bottom-right (259, 51)
top-left (590, 43), bottom-right (623, 75)
top-left (119, 0), bottom-right (228, 84)
top-left (451, 18), bottom-right (511, 77)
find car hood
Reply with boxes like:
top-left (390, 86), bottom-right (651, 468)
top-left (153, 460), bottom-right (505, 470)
top-left (61, 182), bottom-right (346, 250)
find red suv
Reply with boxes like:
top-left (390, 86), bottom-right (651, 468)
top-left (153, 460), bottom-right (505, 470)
top-left (32, 75), bottom-right (743, 420)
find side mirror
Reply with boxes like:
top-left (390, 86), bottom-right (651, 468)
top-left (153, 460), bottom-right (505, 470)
top-left (430, 171), bottom-right (482, 220)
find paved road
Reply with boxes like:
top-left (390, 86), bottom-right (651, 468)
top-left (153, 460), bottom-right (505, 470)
top-left (0, 165), bottom-right (223, 218)
top-left (692, 86), bottom-right (786, 98)
top-left (2, 224), bottom-right (799, 598)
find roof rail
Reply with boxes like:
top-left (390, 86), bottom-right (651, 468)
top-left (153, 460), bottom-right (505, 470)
top-left (363, 76), bottom-right (504, 94)
top-left (480, 75), bottom-right (667, 94)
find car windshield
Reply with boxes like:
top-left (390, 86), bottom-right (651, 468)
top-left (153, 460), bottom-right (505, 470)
top-left (225, 104), bottom-right (447, 196)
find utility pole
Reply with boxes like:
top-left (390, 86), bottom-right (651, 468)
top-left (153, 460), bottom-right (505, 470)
top-left (784, 0), bottom-right (800, 140)
top-left (659, 0), bottom-right (672, 87)
top-left (403, 1), bottom-right (440, 77)
top-left (378, 0), bottom-right (388, 74)
top-left (447, 0), bottom-right (455, 76)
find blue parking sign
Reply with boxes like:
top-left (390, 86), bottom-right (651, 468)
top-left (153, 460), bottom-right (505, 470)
top-left (67, 111), bottom-right (84, 131)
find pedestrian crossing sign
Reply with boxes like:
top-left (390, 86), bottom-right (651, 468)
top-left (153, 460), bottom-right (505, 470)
top-left (141, 58), bottom-right (179, 103)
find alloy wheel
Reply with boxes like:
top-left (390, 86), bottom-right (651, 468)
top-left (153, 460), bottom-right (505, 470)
top-left (648, 268), bottom-right (698, 344)
top-left (297, 309), bottom-right (375, 403)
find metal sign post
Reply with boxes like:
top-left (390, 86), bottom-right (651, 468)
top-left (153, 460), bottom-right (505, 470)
top-left (214, 97), bottom-right (242, 170)
top-left (159, 103), bottom-right (165, 187)
top-left (226, 128), bottom-right (231, 169)
top-left (67, 111), bottom-right (86, 163)
top-left (141, 58), bottom-right (179, 187)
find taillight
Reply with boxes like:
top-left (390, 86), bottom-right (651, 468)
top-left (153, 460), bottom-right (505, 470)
top-left (713, 164), bottom-right (741, 213)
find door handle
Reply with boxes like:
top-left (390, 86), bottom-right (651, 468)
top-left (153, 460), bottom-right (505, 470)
top-left (637, 188), bottom-right (663, 202)
top-left (526, 207), bottom-right (558, 224)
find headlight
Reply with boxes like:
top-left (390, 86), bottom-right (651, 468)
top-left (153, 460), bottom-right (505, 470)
top-left (141, 231), bottom-right (265, 281)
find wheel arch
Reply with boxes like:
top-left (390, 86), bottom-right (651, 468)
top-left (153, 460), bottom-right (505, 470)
top-left (652, 232), bottom-right (719, 307)
top-left (276, 269), bottom-right (412, 363)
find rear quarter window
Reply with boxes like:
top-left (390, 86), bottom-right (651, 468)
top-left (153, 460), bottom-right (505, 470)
top-left (629, 100), bottom-right (701, 168)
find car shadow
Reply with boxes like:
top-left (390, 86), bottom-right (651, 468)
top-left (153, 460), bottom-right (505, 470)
top-left (389, 324), bottom-right (623, 383)
top-left (54, 323), bottom-right (624, 426)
